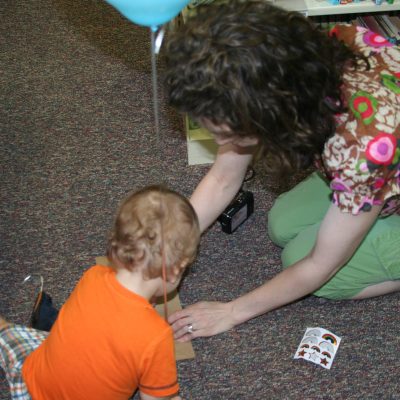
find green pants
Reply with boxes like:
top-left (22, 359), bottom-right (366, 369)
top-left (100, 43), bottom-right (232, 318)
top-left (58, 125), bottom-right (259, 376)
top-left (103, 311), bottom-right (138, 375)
top-left (268, 172), bottom-right (400, 300)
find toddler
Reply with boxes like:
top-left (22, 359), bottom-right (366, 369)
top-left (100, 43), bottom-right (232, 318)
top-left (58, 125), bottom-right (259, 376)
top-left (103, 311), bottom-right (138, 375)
top-left (0, 185), bottom-right (200, 400)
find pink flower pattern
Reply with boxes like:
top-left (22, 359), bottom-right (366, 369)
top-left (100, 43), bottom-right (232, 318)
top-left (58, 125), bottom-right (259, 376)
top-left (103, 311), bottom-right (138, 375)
top-left (362, 31), bottom-right (394, 49)
top-left (318, 25), bottom-right (400, 217)
top-left (365, 133), bottom-right (397, 166)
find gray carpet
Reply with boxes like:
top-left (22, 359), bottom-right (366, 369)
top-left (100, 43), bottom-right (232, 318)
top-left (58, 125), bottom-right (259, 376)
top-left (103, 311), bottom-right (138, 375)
top-left (1, 1), bottom-right (399, 399)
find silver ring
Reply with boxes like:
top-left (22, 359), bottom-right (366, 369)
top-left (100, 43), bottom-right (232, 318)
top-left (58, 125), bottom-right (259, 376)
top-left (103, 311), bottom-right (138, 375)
top-left (187, 324), bottom-right (194, 334)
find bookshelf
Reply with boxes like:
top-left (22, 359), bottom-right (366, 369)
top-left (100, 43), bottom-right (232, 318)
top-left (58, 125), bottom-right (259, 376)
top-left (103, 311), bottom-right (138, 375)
top-left (183, 0), bottom-right (400, 165)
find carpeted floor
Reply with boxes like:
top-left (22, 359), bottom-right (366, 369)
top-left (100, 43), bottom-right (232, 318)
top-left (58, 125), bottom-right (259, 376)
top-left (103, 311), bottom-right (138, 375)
top-left (1, 1), bottom-right (399, 399)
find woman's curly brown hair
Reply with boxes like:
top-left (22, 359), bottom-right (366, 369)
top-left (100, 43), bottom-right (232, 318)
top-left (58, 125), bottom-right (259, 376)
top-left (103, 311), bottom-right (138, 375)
top-left (107, 185), bottom-right (200, 279)
top-left (165, 0), bottom-right (368, 175)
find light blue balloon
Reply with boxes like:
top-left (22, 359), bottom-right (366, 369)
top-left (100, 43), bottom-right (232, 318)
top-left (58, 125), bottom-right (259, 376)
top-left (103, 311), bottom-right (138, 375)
top-left (105, 0), bottom-right (191, 30)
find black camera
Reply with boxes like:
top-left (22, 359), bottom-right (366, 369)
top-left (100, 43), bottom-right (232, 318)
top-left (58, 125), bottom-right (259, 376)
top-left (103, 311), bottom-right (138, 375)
top-left (217, 190), bottom-right (254, 234)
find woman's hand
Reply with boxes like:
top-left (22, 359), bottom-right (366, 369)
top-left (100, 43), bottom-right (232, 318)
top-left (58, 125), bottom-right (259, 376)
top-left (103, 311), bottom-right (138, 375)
top-left (168, 301), bottom-right (236, 342)
top-left (190, 142), bottom-right (256, 233)
top-left (169, 204), bottom-right (383, 341)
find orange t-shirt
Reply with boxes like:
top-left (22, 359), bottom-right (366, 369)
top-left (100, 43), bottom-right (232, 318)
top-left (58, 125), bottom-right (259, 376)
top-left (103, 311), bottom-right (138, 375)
top-left (22, 265), bottom-right (179, 399)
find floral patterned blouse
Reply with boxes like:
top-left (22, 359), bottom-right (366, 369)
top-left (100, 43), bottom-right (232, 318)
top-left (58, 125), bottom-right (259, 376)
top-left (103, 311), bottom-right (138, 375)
top-left (318, 24), bottom-right (400, 217)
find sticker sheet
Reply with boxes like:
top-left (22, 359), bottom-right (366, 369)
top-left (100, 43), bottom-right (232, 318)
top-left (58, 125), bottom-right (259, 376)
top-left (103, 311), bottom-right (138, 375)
top-left (294, 327), bottom-right (341, 369)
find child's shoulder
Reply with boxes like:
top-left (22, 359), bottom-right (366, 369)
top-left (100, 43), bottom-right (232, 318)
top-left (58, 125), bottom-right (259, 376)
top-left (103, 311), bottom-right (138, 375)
top-left (84, 264), bottom-right (113, 276)
top-left (77, 264), bottom-right (114, 287)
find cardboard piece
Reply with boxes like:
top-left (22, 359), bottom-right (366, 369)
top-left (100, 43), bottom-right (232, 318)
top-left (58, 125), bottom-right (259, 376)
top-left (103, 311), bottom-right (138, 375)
top-left (95, 256), bottom-right (195, 360)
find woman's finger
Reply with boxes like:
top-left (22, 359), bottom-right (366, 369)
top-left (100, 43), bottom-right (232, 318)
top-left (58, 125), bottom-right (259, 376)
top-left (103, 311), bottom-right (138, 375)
top-left (169, 315), bottom-right (194, 339)
top-left (168, 308), bottom-right (191, 324)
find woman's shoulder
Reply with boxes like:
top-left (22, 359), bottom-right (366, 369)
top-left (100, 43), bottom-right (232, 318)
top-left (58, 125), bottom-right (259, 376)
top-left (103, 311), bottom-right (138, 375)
top-left (331, 24), bottom-right (399, 56)
top-left (334, 24), bottom-right (399, 101)
top-left (321, 117), bottom-right (400, 216)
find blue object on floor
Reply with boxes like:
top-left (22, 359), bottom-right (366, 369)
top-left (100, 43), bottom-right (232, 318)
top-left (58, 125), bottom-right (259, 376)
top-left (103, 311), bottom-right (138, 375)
top-left (30, 291), bottom-right (59, 332)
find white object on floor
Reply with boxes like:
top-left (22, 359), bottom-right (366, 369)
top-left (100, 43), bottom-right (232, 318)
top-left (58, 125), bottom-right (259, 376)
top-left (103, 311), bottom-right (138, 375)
top-left (294, 327), bottom-right (342, 369)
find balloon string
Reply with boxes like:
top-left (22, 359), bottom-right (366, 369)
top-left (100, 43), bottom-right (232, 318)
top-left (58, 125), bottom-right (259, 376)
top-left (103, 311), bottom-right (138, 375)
top-left (150, 28), bottom-right (160, 146)
top-left (159, 190), bottom-right (168, 322)
top-left (161, 241), bottom-right (168, 322)
top-left (151, 27), bottom-right (168, 321)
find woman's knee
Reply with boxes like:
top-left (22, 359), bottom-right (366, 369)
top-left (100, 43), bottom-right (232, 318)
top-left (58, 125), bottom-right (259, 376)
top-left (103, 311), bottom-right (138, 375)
top-left (280, 223), bottom-right (320, 268)
top-left (281, 239), bottom-right (310, 268)
top-left (268, 189), bottom-right (303, 247)
top-left (268, 201), bottom-right (291, 247)
top-left (268, 177), bottom-right (328, 247)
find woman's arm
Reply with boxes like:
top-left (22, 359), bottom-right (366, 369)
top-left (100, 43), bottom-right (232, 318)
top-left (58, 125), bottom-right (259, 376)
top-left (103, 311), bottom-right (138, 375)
top-left (230, 203), bottom-right (382, 325)
top-left (190, 142), bottom-right (256, 233)
top-left (169, 203), bottom-right (381, 341)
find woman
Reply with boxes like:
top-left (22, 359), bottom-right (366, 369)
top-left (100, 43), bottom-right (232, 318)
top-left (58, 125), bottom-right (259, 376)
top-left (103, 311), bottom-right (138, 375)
top-left (164, 0), bottom-right (400, 341)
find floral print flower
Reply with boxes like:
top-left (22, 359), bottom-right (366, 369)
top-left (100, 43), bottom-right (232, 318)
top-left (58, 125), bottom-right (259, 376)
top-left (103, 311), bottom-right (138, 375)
top-left (357, 196), bottom-right (384, 213)
top-left (359, 200), bottom-right (372, 212)
top-left (321, 25), bottom-right (400, 217)
top-left (381, 73), bottom-right (400, 95)
top-left (365, 133), bottom-right (397, 166)
top-left (391, 141), bottom-right (400, 169)
top-left (330, 177), bottom-right (352, 193)
top-left (329, 25), bottom-right (340, 38)
top-left (355, 159), bottom-right (369, 175)
top-left (363, 31), bottom-right (394, 48)
top-left (349, 91), bottom-right (378, 125)
top-left (373, 177), bottom-right (385, 190)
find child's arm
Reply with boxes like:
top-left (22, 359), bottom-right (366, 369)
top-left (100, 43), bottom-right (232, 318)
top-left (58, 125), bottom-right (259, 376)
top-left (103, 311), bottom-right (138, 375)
top-left (138, 328), bottom-right (181, 400)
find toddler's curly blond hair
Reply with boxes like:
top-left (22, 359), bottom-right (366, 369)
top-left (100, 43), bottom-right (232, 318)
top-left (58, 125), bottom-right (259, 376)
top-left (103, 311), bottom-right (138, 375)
top-left (107, 185), bottom-right (200, 279)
